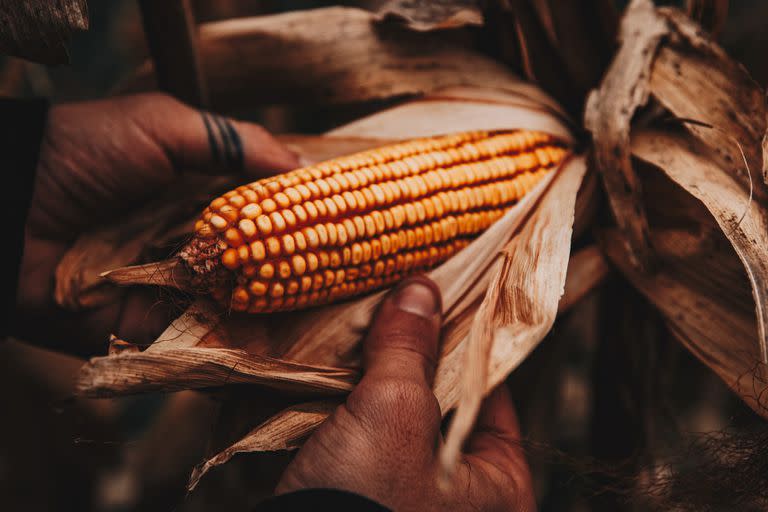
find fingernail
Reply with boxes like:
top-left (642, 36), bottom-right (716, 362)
top-left (391, 279), bottom-right (441, 319)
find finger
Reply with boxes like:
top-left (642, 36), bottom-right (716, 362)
top-left (465, 384), bottom-right (533, 490)
top-left (361, 275), bottom-right (443, 389)
top-left (209, 114), bottom-right (301, 177)
top-left (141, 94), bottom-right (300, 177)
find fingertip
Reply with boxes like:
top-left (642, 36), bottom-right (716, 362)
top-left (236, 121), bottom-right (301, 177)
top-left (387, 275), bottom-right (442, 320)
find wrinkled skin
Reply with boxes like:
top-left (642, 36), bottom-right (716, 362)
top-left (14, 93), bottom-right (299, 355)
top-left (277, 276), bottom-right (536, 512)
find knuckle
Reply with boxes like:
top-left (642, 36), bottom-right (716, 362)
top-left (373, 329), bottom-right (436, 363)
top-left (348, 378), bottom-right (440, 429)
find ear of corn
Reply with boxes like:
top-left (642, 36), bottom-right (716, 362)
top-left (181, 130), bottom-right (569, 313)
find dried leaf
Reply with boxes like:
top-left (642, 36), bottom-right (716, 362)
top-left (328, 86), bottom-right (573, 140)
top-left (188, 400), bottom-right (340, 491)
top-left (0, 0), bottom-right (88, 64)
top-left (584, 0), bottom-right (666, 270)
top-left (118, 7), bottom-right (521, 109)
top-left (76, 347), bottom-right (357, 398)
top-left (439, 155), bottom-right (586, 477)
top-left (602, 222), bottom-right (766, 418)
top-left (648, 7), bottom-right (766, 192)
top-left (586, 0), bottom-right (762, 273)
top-left (558, 245), bottom-right (610, 314)
top-left (374, 0), bottom-right (483, 31)
top-left (631, 129), bottom-right (768, 363)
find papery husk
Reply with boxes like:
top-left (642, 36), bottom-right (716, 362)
top-left (584, 0), bottom-right (665, 270)
top-left (0, 0), bottom-right (88, 65)
top-left (648, 7), bottom-right (766, 194)
top-left (439, 153), bottom-right (586, 479)
top-left (587, 0), bottom-right (768, 418)
top-left (117, 6), bottom-right (521, 110)
top-left (601, 154), bottom-right (767, 418)
top-left (586, 0), bottom-right (766, 271)
top-left (188, 400), bottom-right (340, 490)
top-left (631, 129), bottom-right (768, 365)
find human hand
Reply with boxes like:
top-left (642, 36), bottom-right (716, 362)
top-left (276, 276), bottom-right (536, 511)
top-left (14, 93), bottom-right (299, 355)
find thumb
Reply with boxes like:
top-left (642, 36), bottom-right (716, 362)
top-left (341, 275), bottom-right (444, 460)
top-left (361, 275), bottom-right (443, 389)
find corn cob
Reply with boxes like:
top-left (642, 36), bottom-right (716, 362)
top-left (180, 130), bottom-right (569, 313)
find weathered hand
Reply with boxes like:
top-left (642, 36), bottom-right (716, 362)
top-left (277, 276), bottom-right (536, 512)
top-left (14, 93), bottom-right (299, 355)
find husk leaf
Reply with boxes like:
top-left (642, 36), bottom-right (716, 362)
top-left (631, 128), bottom-right (768, 364)
top-left (117, 7), bottom-right (520, 109)
top-left (438, 154), bottom-right (586, 478)
top-left (584, 0), bottom-right (665, 270)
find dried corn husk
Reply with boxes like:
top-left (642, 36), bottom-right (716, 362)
top-left (600, 160), bottom-right (765, 415)
top-left (0, 0), bottom-right (88, 64)
top-left (589, 0), bottom-right (768, 417)
top-left (117, 7), bottom-right (521, 109)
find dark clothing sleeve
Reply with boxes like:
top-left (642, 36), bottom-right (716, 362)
top-left (255, 489), bottom-right (390, 511)
top-left (2, 97), bottom-right (48, 338)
